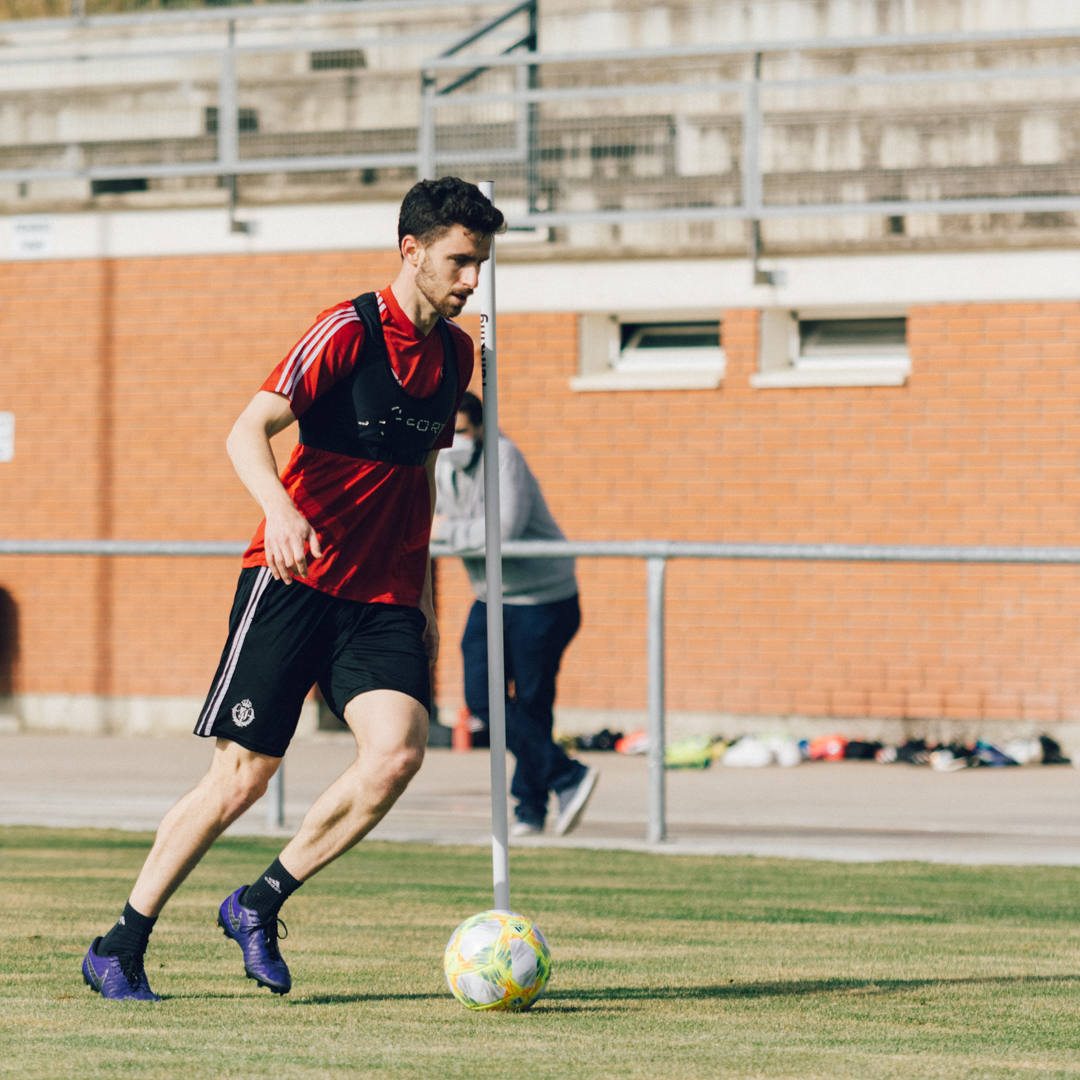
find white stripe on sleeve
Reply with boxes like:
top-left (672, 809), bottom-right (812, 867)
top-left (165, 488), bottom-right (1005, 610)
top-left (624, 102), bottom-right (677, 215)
top-left (274, 308), bottom-right (361, 398)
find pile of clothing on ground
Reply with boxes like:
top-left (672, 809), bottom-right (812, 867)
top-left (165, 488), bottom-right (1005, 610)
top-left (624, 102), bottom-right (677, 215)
top-left (560, 729), bottom-right (1073, 771)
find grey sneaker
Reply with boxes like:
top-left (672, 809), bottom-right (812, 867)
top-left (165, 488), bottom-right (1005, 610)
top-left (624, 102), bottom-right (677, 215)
top-left (511, 820), bottom-right (543, 838)
top-left (554, 767), bottom-right (599, 836)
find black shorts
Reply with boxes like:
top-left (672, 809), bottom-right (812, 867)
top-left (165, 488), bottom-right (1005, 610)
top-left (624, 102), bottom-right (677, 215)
top-left (194, 566), bottom-right (431, 757)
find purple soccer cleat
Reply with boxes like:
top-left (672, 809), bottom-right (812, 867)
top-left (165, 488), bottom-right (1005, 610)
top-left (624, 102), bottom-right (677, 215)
top-left (81, 938), bottom-right (161, 1002)
top-left (217, 887), bottom-right (291, 995)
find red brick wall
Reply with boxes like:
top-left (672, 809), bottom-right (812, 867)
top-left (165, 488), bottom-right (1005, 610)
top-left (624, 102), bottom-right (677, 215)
top-left (435, 303), bottom-right (1080, 728)
top-left (2, 251), bottom-right (1079, 733)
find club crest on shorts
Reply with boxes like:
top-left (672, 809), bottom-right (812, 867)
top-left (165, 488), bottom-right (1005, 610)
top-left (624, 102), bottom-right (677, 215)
top-left (231, 698), bottom-right (256, 727)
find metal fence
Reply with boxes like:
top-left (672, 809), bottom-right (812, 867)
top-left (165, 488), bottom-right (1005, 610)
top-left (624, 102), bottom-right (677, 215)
top-left (5, 536), bottom-right (1080, 842)
top-left (3, 1), bottom-right (1080, 247)
top-left (421, 31), bottom-right (1080, 226)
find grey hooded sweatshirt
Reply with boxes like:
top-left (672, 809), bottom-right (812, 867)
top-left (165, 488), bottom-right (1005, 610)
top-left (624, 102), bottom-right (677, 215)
top-left (434, 432), bottom-right (577, 605)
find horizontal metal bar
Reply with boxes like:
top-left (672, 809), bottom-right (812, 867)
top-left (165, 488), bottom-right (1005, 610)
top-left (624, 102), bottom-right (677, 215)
top-left (1, 0), bottom-right (512, 34)
top-left (6, 538), bottom-right (1080, 565)
top-left (427, 78), bottom-right (749, 108)
top-left (3, 161), bottom-right (1076, 223)
top-left (448, 540), bottom-right (1080, 565)
top-left (766, 62), bottom-right (1080, 92)
top-left (9, 14), bottom-right (1077, 55)
top-left (0, 539), bottom-right (245, 557)
top-left (422, 147), bottom-right (523, 165)
top-left (754, 195), bottom-right (1080, 219)
top-left (503, 194), bottom-right (1080, 229)
top-left (2, 30), bottom-right (473, 65)
top-left (423, 24), bottom-right (1080, 71)
top-left (509, 205), bottom-right (739, 226)
top-left (429, 62), bottom-right (1080, 108)
top-left (0, 151), bottom-right (421, 184)
top-left (11, 33), bottom-right (1080, 79)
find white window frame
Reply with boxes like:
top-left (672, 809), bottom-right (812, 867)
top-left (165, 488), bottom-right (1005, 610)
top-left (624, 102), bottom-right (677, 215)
top-left (571, 312), bottom-right (725, 392)
top-left (751, 308), bottom-right (910, 389)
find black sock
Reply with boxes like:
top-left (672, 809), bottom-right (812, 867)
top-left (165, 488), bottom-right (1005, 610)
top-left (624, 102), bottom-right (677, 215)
top-left (240, 858), bottom-right (302, 922)
top-left (98, 901), bottom-right (156, 958)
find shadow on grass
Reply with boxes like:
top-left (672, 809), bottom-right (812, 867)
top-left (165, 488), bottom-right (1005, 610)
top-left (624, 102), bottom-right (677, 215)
top-left (287, 973), bottom-right (1080, 1009)
top-left (545, 973), bottom-right (1080, 1005)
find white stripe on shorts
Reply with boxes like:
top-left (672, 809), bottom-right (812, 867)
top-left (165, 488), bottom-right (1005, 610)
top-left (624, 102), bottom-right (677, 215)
top-left (195, 566), bottom-right (274, 736)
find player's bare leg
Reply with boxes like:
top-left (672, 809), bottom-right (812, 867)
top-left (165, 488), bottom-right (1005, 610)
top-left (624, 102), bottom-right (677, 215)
top-left (130, 740), bottom-right (281, 915)
top-left (276, 689), bottom-right (429, 880)
top-left (216, 689), bottom-right (428, 995)
top-left (83, 739), bottom-right (279, 1001)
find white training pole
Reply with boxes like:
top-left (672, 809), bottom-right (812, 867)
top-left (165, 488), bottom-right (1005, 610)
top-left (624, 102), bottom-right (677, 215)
top-left (477, 180), bottom-right (511, 914)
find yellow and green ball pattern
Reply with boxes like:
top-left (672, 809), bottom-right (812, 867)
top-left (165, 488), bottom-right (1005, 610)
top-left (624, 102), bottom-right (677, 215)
top-left (443, 910), bottom-right (552, 1011)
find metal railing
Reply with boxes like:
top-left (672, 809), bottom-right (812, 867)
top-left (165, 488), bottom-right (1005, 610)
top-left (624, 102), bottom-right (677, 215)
top-left (4, 536), bottom-right (1080, 841)
top-left (0, 0), bottom-right (531, 194)
top-left (3, 7), bottom-right (1080, 242)
top-left (419, 32), bottom-right (1080, 240)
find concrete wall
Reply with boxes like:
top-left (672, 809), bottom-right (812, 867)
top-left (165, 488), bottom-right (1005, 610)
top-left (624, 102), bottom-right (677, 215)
top-left (3, 0), bottom-right (1079, 258)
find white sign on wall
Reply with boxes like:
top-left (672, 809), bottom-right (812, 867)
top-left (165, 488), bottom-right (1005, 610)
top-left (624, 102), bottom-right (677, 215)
top-left (12, 217), bottom-right (53, 257)
top-left (0, 412), bottom-right (14, 462)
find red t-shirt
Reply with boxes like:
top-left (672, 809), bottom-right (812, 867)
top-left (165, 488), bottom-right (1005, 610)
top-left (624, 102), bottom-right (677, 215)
top-left (242, 287), bottom-right (475, 605)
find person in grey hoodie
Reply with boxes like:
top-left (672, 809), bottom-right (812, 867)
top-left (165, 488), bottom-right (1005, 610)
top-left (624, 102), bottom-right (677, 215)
top-left (433, 391), bottom-right (598, 837)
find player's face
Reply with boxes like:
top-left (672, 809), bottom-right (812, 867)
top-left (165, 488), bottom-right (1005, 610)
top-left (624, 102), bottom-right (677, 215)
top-left (414, 225), bottom-right (492, 319)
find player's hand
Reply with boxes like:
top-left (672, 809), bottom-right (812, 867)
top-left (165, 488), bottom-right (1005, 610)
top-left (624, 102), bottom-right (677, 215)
top-left (263, 503), bottom-right (323, 584)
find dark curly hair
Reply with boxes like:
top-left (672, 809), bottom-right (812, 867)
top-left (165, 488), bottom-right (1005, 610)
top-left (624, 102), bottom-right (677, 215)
top-left (398, 177), bottom-right (506, 246)
top-left (457, 390), bottom-right (484, 427)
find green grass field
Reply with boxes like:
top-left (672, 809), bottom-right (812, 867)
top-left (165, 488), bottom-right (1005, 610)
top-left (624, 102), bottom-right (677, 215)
top-left (3, 826), bottom-right (1078, 1080)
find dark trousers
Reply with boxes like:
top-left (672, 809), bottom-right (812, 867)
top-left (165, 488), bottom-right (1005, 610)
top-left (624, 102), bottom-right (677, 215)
top-left (461, 594), bottom-right (584, 826)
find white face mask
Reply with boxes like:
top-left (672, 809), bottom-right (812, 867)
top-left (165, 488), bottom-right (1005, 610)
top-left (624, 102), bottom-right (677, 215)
top-left (442, 433), bottom-right (476, 470)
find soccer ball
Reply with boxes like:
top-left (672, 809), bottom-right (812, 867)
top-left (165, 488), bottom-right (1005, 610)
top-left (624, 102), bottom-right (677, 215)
top-left (443, 909), bottom-right (552, 1011)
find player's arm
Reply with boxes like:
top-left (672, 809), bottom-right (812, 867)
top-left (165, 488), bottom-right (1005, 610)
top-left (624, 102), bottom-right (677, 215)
top-left (420, 449), bottom-right (441, 666)
top-left (226, 389), bottom-right (323, 584)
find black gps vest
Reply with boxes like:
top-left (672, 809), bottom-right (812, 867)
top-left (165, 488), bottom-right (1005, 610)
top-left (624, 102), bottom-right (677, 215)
top-left (297, 292), bottom-right (459, 467)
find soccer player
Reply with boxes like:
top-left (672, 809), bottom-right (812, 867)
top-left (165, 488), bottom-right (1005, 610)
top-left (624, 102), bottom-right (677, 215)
top-left (81, 177), bottom-right (504, 1002)
top-left (433, 392), bottom-right (598, 839)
